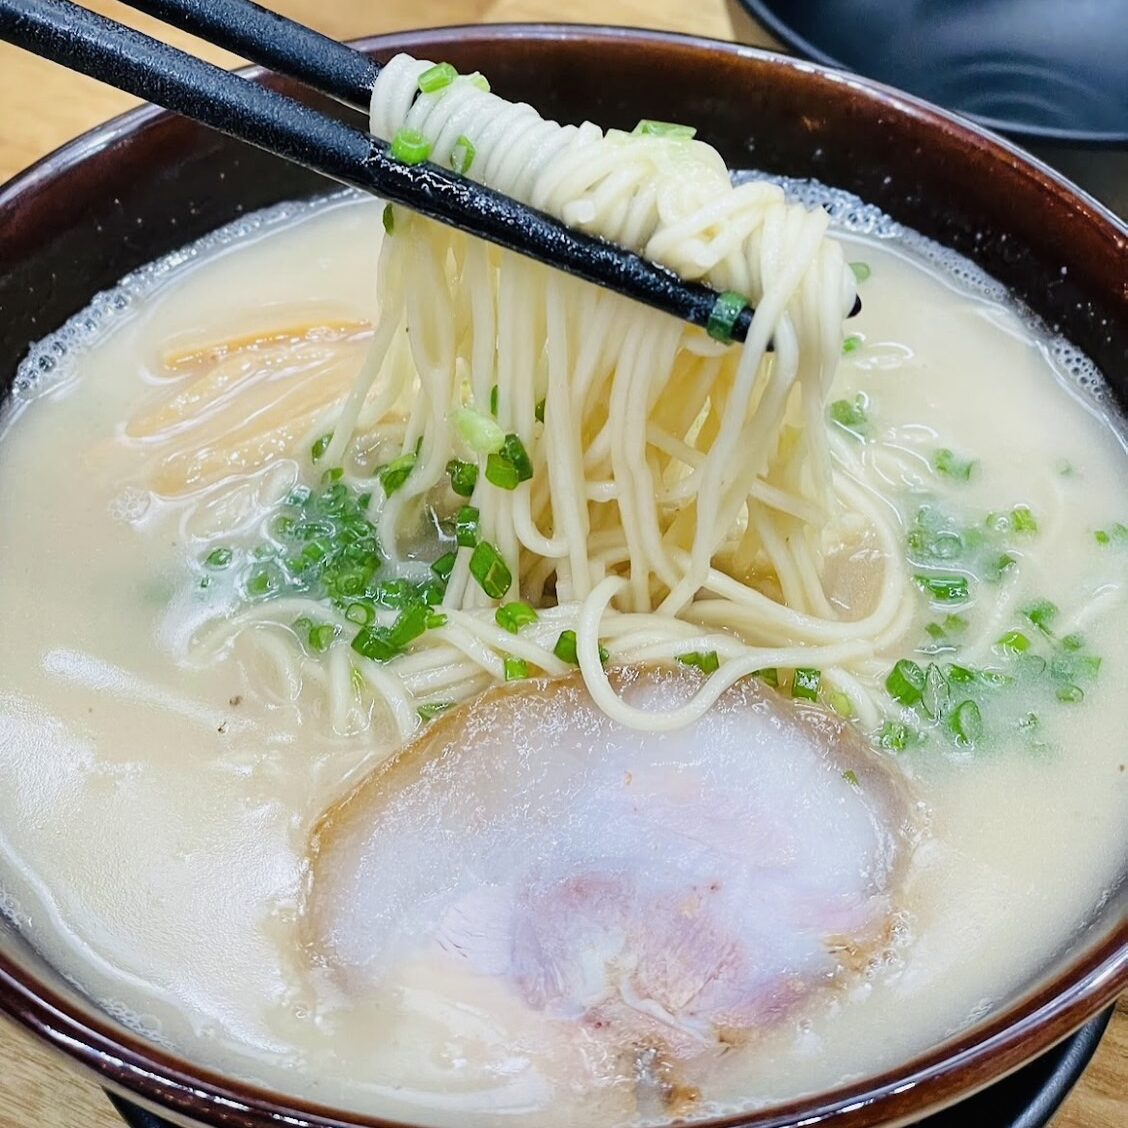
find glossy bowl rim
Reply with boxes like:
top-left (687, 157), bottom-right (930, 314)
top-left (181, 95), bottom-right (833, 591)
top-left (733, 0), bottom-right (1128, 146)
top-left (0, 21), bottom-right (1125, 1128)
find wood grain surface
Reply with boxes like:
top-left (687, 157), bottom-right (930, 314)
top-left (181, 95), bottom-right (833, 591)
top-left (0, 3), bottom-right (1122, 1126)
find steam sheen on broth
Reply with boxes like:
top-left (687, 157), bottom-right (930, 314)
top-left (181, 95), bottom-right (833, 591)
top-left (0, 176), bottom-right (1125, 1125)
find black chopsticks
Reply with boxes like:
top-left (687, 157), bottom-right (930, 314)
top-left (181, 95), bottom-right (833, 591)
top-left (0, 0), bottom-right (860, 341)
top-left (117, 0), bottom-right (376, 110)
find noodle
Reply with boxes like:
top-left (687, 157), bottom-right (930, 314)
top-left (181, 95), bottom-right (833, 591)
top-left (163, 55), bottom-right (916, 736)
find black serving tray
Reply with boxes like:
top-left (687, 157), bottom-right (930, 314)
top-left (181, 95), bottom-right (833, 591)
top-left (105, 1006), bottom-right (1114, 1128)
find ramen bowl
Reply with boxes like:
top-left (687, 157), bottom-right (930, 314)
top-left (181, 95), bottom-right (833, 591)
top-left (0, 23), bottom-right (1125, 1128)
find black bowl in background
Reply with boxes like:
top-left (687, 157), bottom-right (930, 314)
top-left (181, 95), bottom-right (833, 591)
top-left (728, 0), bottom-right (1128, 216)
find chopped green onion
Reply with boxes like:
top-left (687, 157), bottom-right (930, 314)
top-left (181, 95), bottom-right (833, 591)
top-left (842, 334), bottom-right (862, 355)
top-left (446, 458), bottom-right (479, 497)
top-left (1051, 653), bottom-right (1101, 682)
top-left (933, 448), bottom-right (977, 481)
top-left (469, 540), bottom-right (512, 599)
top-left (246, 566), bottom-right (280, 598)
top-left (504, 655), bottom-right (529, 681)
top-left (842, 770), bottom-right (860, 789)
top-left (985, 553), bottom-right (1017, 582)
top-left (496, 601), bottom-right (538, 634)
top-left (450, 134), bottom-right (476, 174)
top-left (379, 452), bottom-right (416, 497)
top-left (534, 398), bottom-right (546, 424)
top-left (878, 720), bottom-right (912, 752)
top-left (633, 118), bottom-right (697, 139)
top-left (554, 629), bottom-right (579, 665)
top-left (417, 62), bottom-right (457, 94)
top-left (351, 625), bottom-right (401, 663)
top-left (921, 662), bottom-right (950, 720)
top-left (1022, 599), bottom-right (1058, 634)
top-left (755, 667), bottom-right (779, 687)
top-left (453, 406), bottom-right (505, 454)
top-left (431, 551), bottom-right (457, 582)
top-left (455, 506), bottom-right (480, 548)
top-left (826, 689), bottom-right (855, 718)
top-left (849, 261), bottom-right (871, 283)
top-left (309, 623), bottom-right (337, 653)
top-left (886, 659), bottom-right (926, 706)
top-left (382, 204), bottom-right (395, 235)
top-left (829, 395), bottom-right (868, 439)
top-left (1056, 684), bottom-right (1084, 703)
top-left (427, 609), bottom-right (448, 630)
top-left (485, 433), bottom-right (534, 490)
top-left (467, 72), bottom-right (490, 92)
top-left (1012, 506), bottom-right (1039, 535)
top-left (417, 701), bottom-right (453, 721)
top-left (949, 699), bottom-right (983, 746)
top-left (311, 432), bottom-right (332, 462)
top-left (1061, 633), bottom-right (1085, 652)
top-left (677, 650), bottom-right (720, 675)
top-left (345, 601), bottom-right (375, 626)
top-left (791, 667), bottom-right (821, 701)
top-left (205, 546), bottom-right (233, 569)
top-left (997, 630), bottom-right (1031, 654)
top-left (388, 604), bottom-right (431, 649)
top-left (390, 127), bottom-right (432, 165)
top-left (706, 290), bottom-right (748, 343)
top-left (914, 574), bottom-right (969, 604)
top-left (944, 613), bottom-right (969, 633)
top-left (1091, 523), bottom-right (1127, 545)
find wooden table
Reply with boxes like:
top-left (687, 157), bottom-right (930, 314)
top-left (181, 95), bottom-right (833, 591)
top-left (0, 2), bottom-right (1122, 1125)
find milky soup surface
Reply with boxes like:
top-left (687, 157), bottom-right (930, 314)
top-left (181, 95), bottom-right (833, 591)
top-left (0, 191), bottom-right (1125, 1126)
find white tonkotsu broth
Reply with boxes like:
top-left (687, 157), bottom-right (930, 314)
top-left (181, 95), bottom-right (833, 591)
top-left (0, 174), bottom-right (1125, 1128)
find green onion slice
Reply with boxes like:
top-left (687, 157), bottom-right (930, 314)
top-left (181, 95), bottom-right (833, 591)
top-left (390, 128), bottom-right (432, 166)
top-left (417, 701), bottom-right (453, 721)
top-left (469, 540), bottom-right (512, 599)
top-left (310, 432), bottom-right (332, 462)
top-left (503, 655), bottom-right (529, 681)
top-left (204, 547), bottom-right (233, 569)
top-left (791, 667), bottom-right (821, 702)
top-left (379, 452), bottom-right (416, 497)
top-left (418, 62), bottom-right (457, 94)
top-left (913, 574), bottom-right (969, 604)
top-left (496, 601), bottom-right (538, 634)
top-left (431, 551), bottom-right (457, 582)
top-left (949, 699), bottom-right (983, 746)
top-left (706, 290), bottom-right (748, 343)
top-left (677, 650), bottom-right (720, 675)
top-left (886, 659), bottom-right (926, 706)
top-left (553, 629), bottom-right (579, 665)
top-left (446, 458), bottom-right (479, 498)
top-left (633, 119), bottom-right (697, 139)
top-left (382, 204), bottom-right (395, 235)
top-left (450, 134), bottom-right (476, 174)
top-left (453, 407), bottom-right (505, 455)
top-left (455, 506), bottom-right (480, 548)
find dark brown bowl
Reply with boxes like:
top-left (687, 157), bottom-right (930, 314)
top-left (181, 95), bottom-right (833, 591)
top-left (0, 22), bottom-right (1125, 1128)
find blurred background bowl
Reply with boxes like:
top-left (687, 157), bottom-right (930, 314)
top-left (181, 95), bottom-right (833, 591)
top-left (728, 0), bottom-right (1128, 216)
